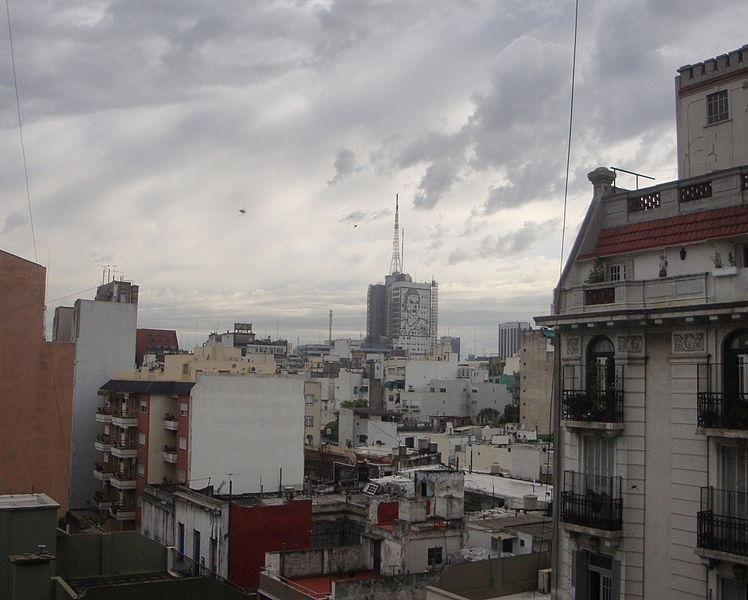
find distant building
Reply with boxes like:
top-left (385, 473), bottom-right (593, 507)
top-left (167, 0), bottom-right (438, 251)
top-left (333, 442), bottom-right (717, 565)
top-left (54, 278), bottom-right (138, 509)
top-left (136, 328), bottom-right (179, 367)
top-left (205, 322), bottom-right (288, 362)
top-left (497, 321), bottom-right (529, 360)
top-left (439, 335), bottom-right (461, 358)
top-left (365, 198), bottom-right (438, 355)
top-left (0, 251), bottom-right (75, 516)
top-left (519, 328), bottom-right (554, 435)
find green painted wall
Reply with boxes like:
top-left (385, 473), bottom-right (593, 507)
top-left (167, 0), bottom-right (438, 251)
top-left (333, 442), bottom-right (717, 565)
top-left (56, 531), bottom-right (166, 579)
top-left (0, 505), bottom-right (58, 600)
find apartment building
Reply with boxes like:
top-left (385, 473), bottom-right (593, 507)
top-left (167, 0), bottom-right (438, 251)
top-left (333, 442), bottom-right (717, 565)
top-left (93, 373), bottom-right (305, 530)
top-left (536, 45), bottom-right (748, 600)
top-left (0, 251), bottom-right (74, 515)
top-left (54, 278), bottom-right (138, 509)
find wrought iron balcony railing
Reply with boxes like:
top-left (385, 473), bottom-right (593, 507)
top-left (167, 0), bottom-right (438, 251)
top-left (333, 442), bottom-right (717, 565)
top-left (560, 470), bottom-right (622, 531)
top-left (698, 486), bottom-right (748, 556)
top-left (696, 363), bottom-right (748, 430)
top-left (562, 365), bottom-right (624, 423)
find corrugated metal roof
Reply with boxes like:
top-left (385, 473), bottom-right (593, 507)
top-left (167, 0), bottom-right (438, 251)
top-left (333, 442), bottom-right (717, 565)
top-left (99, 380), bottom-right (196, 395)
top-left (580, 204), bottom-right (748, 258)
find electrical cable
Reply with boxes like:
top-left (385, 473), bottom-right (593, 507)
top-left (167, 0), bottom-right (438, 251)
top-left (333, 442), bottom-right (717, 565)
top-left (5, 0), bottom-right (37, 263)
top-left (535, 0), bottom-right (580, 597)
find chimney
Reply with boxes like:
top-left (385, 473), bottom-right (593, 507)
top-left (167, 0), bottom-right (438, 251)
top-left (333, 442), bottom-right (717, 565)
top-left (587, 167), bottom-right (616, 199)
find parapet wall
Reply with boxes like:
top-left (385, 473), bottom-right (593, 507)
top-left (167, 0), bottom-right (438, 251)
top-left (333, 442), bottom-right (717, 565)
top-left (677, 44), bottom-right (748, 92)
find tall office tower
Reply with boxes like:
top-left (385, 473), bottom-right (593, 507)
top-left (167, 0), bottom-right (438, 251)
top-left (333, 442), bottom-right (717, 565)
top-left (365, 198), bottom-right (438, 354)
top-left (497, 321), bottom-right (530, 359)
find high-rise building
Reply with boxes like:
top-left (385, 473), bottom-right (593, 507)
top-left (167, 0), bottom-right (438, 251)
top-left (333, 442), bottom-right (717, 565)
top-left (365, 197), bottom-right (438, 355)
top-left (497, 321), bottom-right (530, 360)
top-left (54, 278), bottom-right (138, 509)
top-left (536, 45), bottom-right (748, 600)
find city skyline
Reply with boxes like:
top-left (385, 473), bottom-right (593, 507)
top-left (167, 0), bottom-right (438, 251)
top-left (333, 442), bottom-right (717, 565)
top-left (3, 2), bottom-right (748, 354)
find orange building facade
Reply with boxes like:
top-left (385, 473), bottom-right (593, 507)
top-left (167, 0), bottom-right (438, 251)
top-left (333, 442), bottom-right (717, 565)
top-left (0, 250), bottom-right (74, 515)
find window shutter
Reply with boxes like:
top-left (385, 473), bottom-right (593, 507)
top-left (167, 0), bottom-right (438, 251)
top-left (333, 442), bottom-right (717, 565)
top-left (573, 550), bottom-right (589, 599)
top-left (611, 559), bottom-right (621, 600)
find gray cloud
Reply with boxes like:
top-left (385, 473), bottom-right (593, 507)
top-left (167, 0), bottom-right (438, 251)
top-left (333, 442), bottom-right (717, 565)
top-left (449, 218), bottom-right (560, 264)
top-left (413, 159), bottom-right (462, 210)
top-left (1, 212), bottom-right (27, 235)
top-left (327, 147), bottom-right (358, 185)
top-left (338, 208), bottom-right (389, 225)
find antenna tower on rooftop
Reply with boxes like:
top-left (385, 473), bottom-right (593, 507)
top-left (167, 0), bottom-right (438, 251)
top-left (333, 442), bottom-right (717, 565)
top-left (389, 194), bottom-right (402, 275)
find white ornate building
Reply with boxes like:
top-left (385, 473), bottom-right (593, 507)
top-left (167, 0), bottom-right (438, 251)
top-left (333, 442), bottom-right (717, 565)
top-left (537, 44), bottom-right (748, 599)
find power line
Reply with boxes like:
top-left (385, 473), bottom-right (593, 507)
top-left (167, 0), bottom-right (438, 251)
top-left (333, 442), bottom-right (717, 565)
top-left (5, 0), bottom-right (37, 263)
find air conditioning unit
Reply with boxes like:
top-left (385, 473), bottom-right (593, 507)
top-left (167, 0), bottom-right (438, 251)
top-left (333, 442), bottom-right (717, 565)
top-left (538, 568), bottom-right (552, 594)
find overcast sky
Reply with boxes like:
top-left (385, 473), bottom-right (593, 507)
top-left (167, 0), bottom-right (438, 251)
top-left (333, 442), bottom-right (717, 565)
top-left (2, 1), bottom-right (747, 355)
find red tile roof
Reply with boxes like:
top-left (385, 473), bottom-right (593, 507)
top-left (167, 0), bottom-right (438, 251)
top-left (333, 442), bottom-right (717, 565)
top-left (581, 204), bottom-right (748, 258)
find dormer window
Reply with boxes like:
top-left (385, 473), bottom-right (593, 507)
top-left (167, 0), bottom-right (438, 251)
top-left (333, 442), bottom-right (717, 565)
top-left (707, 90), bottom-right (728, 124)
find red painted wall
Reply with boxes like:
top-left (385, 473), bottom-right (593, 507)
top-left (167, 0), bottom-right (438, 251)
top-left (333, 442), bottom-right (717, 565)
top-left (228, 498), bottom-right (312, 589)
top-left (377, 501), bottom-right (399, 524)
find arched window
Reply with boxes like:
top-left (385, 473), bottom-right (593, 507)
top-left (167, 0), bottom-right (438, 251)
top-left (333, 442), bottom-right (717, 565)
top-left (723, 330), bottom-right (748, 400)
top-left (586, 336), bottom-right (615, 391)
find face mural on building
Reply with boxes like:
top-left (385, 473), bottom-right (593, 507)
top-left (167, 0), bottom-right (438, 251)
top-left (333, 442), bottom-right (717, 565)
top-left (400, 287), bottom-right (430, 336)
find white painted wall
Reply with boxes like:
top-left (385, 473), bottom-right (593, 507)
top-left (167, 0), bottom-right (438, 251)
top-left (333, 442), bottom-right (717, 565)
top-left (174, 489), bottom-right (229, 577)
top-left (69, 299), bottom-right (137, 508)
top-left (188, 374), bottom-right (304, 494)
top-left (404, 356), bottom-right (459, 390)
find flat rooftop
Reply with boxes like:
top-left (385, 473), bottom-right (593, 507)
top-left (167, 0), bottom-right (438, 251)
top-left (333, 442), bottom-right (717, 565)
top-left (0, 493), bottom-right (59, 510)
top-left (289, 571), bottom-right (380, 598)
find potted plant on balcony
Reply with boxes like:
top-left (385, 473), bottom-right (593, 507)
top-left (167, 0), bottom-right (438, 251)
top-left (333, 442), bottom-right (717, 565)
top-left (585, 258), bottom-right (606, 284)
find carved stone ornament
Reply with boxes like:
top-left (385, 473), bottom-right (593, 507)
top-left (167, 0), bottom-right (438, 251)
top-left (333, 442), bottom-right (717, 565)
top-left (617, 335), bottom-right (644, 354)
top-left (672, 331), bottom-right (705, 353)
top-left (566, 337), bottom-right (580, 356)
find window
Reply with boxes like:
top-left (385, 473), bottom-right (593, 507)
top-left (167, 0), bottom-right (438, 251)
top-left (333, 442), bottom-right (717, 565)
top-left (427, 546), bottom-right (443, 566)
top-left (138, 432), bottom-right (146, 445)
top-left (721, 577), bottom-right (748, 600)
top-left (439, 388), bottom-right (447, 393)
top-left (584, 437), bottom-right (615, 494)
top-left (140, 400), bottom-right (148, 413)
top-left (179, 436), bottom-right (187, 450)
top-left (707, 90), bottom-right (729, 124)
top-left (358, 435), bottom-right (368, 444)
top-left (137, 463), bottom-right (145, 475)
top-left (180, 403), bottom-right (188, 416)
top-left (609, 263), bottom-right (626, 282)
top-left (305, 416), bottom-right (314, 427)
top-left (178, 522), bottom-right (185, 555)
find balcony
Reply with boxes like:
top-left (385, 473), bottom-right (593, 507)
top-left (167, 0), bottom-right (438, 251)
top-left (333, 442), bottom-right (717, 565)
top-left (94, 434), bottom-right (112, 452)
top-left (92, 491), bottom-right (114, 510)
top-left (95, 406), bottom-right (112, 424)
top-left (110, 469), bottom-right (136, 489)
top-left (560, 471), bottom-right (622, 533)
top-left (163, 415), bottom-right (178, 431)
top-left (698, 487), bottom-right (748, 559)
top-left (163, 446), bottom-right (178, 464)
top-left (111, 439), bottom-right (138, 459)
top-left (697, 364), bottom-right (748, 436)
top-left (110, 503), bottom-right (136, 521)
top-left (93, 462), bottom-right (113, 481)
top-left (562, 365), bottom-right (624, 433)
top-left (112, 409), bottom-right (138, 428)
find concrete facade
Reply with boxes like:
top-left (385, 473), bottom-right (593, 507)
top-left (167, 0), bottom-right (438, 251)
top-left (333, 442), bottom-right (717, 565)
top-left (536, 49), bottom-right (748, 598)
top-left (0, 251), bottom-right (74, 515)
top-left (519, 329), bottom-right (554, 435)
top-left (676, 44), bottom-right (748, 178)
top-left (56, 280), bottom-right (138, 509)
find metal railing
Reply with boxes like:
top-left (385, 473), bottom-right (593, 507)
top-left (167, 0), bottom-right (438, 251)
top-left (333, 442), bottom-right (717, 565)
top-left (698, 487), bottom-right (748, 556)
top-left (562, 365), bottom-right (624, 423)
top-left (560, 470), bottom-right (622, 531)
top-left (93, 462), bottom-right (113, 473)
top-left (697, 363), bottom-right (748, 430)
top-left (96, 406), bottom-right (112, 415)
top-left (113, 439), bottom-right (138, 449)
